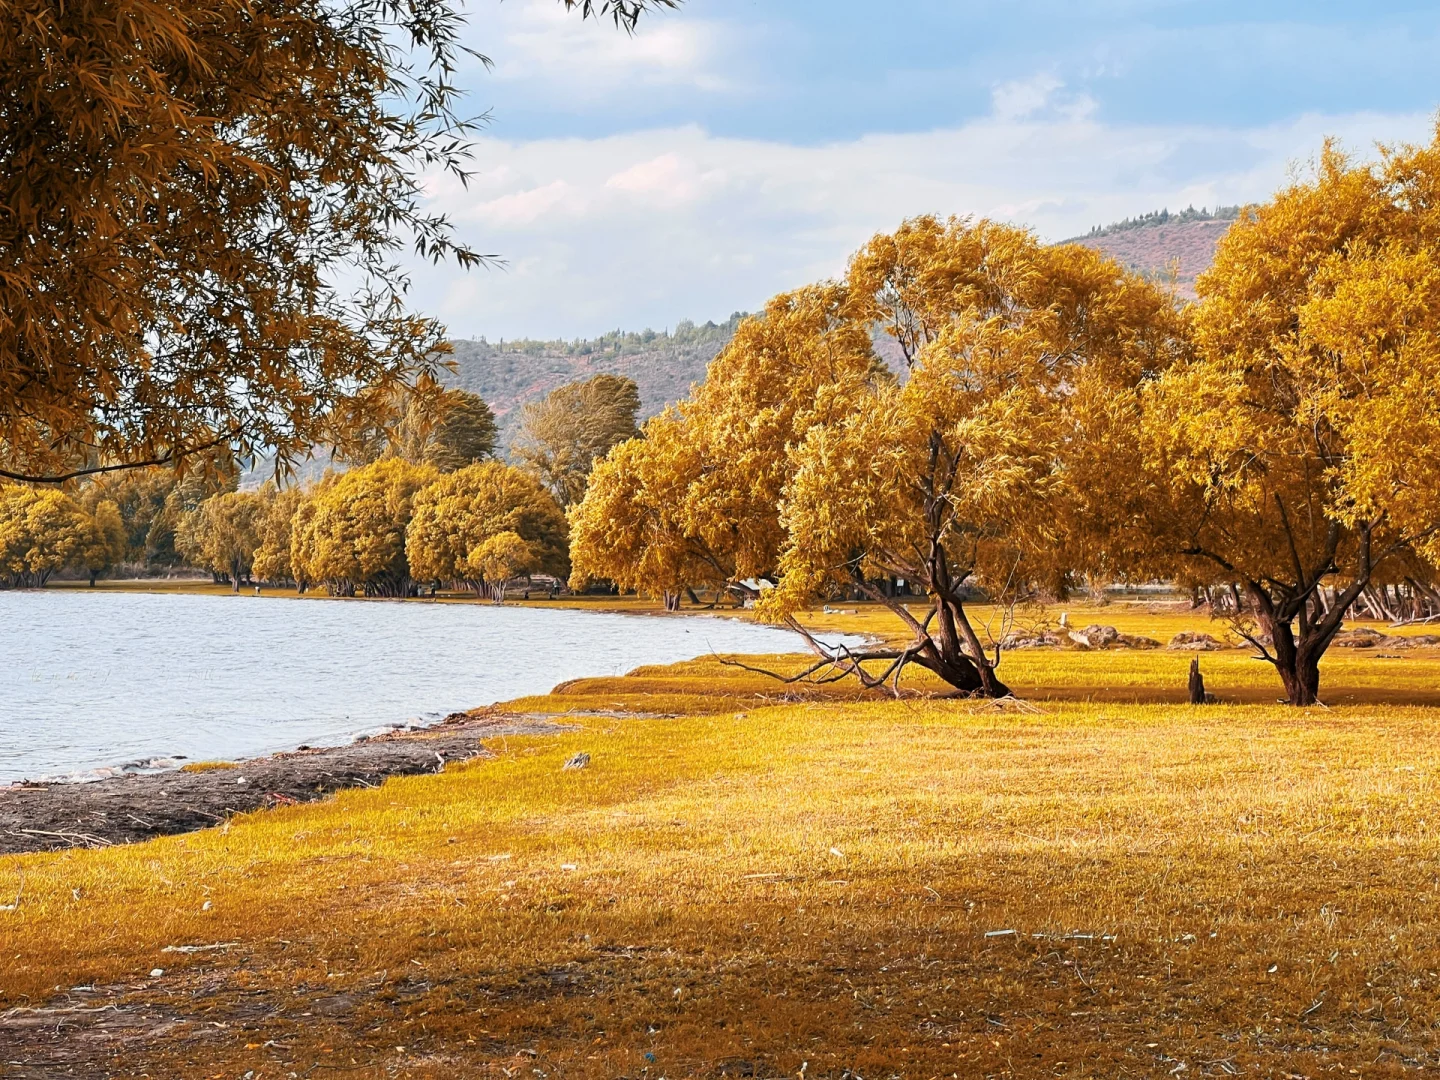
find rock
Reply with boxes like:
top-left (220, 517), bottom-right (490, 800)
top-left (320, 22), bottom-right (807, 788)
top-left (562, 752), bottom-right (591, 771)
top-left (1000, 632), bottom-right (1061, 649)
top-left (1117, 634), bottom-right (1162, 650)
top-left (1167, 632), bottom-right (1224, 651)
top-left (1332, 628), bottom-right (1386, 648)
top-left (1067, 630), bottom-right (1094, 649)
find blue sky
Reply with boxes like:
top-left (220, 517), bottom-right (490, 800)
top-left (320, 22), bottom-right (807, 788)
top-left (412, 0), bottom-right (1440, 339)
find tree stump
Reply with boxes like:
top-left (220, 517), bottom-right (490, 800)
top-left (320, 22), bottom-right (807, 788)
top-left (1188, 656), bottom-right (1208, 705)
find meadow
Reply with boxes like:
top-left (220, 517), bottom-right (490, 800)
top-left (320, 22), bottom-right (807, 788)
top-left (3, 600), bottom-right (1440, 1077)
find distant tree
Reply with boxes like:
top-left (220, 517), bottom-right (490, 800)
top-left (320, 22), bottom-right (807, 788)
top-left (0, 0), bottom-right (679, 483)
top-left (397, 389), bottom-right (500, 472)
top-left (0, 487), bottom-right (92, 588)
top-left (251, 487), bottom-right (308, 588)
top-left (513, 375), bottom-right (642, 507)
top-left (292, 459), bottom-right (439, 596)
top-left (176, 492), bottom-right (267, 591)
top-left (470, 532), bottom-right (536, 603)
top-left (407, 462), bottom-right (568, 595)
top-left (78, 501), bottom-right (128, 586)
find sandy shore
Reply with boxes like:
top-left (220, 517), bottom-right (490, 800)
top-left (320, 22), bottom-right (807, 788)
top-left (0, 710), bottom-right (563, 856)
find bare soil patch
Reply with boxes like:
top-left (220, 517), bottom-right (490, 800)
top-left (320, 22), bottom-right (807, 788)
top-left (0, 711), bottom-right (562, 856)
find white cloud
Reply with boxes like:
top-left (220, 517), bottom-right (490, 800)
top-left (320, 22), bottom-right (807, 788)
top-left (992, 73), bottom-right (1064, 121)
top-left (487, 0), bottom-right (732, 94)
top-left (412, 102), bottom-right (1435, 340)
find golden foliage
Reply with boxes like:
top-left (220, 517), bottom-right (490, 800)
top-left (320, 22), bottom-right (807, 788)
top-left (406, 461), bottom-right (568, 592)
top-left (1125, 125), bottom-right (1440, 703)
top-left (290, 459), bottom-right (438, 597)
top-left (0, 486), bottom-right (93, 587)
top-left (175, 491), bottom-right (268, 590)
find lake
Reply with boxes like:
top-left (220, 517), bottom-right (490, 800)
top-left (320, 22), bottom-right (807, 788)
top-left (0, 591), bottom-right (815, 783)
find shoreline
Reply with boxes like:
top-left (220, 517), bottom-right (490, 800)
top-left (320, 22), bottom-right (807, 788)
top-left (0, 710), bottom-right (565, 856)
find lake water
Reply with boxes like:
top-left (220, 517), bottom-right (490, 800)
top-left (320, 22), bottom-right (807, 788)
top-left (0, 591), bottom-right (816, 784)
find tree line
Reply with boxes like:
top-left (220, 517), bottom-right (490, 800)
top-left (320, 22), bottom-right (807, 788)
top-left (568, 130), bottom-right (1440, 707)
top-left (0, 374), bottom-right (640, 600)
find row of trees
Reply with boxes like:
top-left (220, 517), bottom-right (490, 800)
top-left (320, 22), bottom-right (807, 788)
top-left (0, 370), bottom-right (641, 596)
top-left (570, 130), bottom-right (1440, 706)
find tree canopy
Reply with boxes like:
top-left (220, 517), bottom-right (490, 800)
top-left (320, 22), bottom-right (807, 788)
top-left (513, 374), bottom-right (642, 508)
top-left (407, 461), bottom-right (568, 597)
top-left (0, 0), bottom-right (679, 484)
top-left (1118, 132), bottom-right (1440, 704)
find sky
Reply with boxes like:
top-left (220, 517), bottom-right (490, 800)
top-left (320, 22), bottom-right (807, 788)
top-left (408, 0), bottom-right (1440, 340)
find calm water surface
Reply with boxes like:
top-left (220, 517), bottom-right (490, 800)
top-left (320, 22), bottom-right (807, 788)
top-left (0, 591), bottom-right (813, 783)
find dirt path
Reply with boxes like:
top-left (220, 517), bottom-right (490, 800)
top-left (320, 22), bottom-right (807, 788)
top-left (0, 711), bottom-right (563, 856)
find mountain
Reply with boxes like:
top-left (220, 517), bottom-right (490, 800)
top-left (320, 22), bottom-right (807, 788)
top-left (1064, 205), bottom-right (1240, 299)
top-left (443, 315), bottom-right (750, 449)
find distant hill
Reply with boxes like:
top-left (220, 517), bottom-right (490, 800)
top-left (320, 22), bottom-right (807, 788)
top-left (1064, 205), bottom-right (1241, 299)
top-left (443, 315), bottom-right (750, 449)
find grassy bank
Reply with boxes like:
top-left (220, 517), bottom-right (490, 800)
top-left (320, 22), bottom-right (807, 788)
top-left (3, 607), bottom-right (1440, 1076)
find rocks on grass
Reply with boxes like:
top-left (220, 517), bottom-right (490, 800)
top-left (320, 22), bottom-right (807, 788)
top-left (1167, 631), bottom-right (1225, 651)
top-left (562, 752), bottom-right (591, 771)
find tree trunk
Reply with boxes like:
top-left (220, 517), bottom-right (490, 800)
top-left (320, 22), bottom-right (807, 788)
top-left (1252, 603), bottom-right (1326, 707)
top-left (231, 558), bottom-right (242, 593)
top-left (88, 569), bottom-right (97, 587)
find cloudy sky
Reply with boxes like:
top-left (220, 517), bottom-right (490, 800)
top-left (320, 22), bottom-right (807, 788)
top-left (410, 0), bottom-right (1440, 340)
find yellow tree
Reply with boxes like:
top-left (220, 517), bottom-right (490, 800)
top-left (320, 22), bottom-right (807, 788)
top-left (291, 459), bottom-right (438, 596)
top-left (78, 500), bottom-right (128, 586)
top-left (0, 0), bottom-right (678, 483)
top-left (176, 491), bottom-right (268, 591)
top-left (567, 285), bottom-right (886, 609)
top-left (1125, 130), bottom-right (1440, 705)
top-left (251, 487), bottom-right (308, 588)
top-left (758, 220), bottom-right (1183, 696)
top-left (407, 462), bottom-right (568, 596)
top-left (0, 486), bottom-right (93, 587)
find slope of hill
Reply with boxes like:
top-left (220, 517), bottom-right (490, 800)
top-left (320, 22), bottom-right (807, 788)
top-left (443, 315), bottom-right (748, 448)
top-left (1064, 206), bottom-right (1240, 299)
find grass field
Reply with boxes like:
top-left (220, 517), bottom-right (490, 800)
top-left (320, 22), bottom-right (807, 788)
top-left (4, 602), bottom-right (1440, 1076)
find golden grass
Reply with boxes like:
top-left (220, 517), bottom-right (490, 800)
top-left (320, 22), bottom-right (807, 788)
top-left (4, 605), bottom-right (1440, 1075)
top-left (178, 760), bottom-right (238, 773)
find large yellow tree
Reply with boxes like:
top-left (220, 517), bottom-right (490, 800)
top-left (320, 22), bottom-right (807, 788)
top-left (291, 459), bottom-right (438, 597)
top-left (176, 491), bottom-right (268, 591)
top-left (759, 220), bottom-right (1184, 695)
top-left (0, 486), bottom-right (94, 588)
top-left (0, 0), bottom-right (678, 483)
top-left (1124, 130), bottom-right (1440, 705)
top-left (407, 462), bottom-right (568, 598)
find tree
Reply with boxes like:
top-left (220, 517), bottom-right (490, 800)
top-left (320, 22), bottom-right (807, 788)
top-left (291, 459), bottom-right (439, 596)
top-left (407, 461), bottom-right (568, 595)
top-left (396, 389), bottom-right (500, 472)
top-left (251, 486), bottom-right (308, 588)
top-left (471, 532), bottom-right (536, 603)
top-left (0, 487), bottom-right (92, 588)
top-left (758, 220), bottom-right (1183, 696)
top-left (176, 491), bottom-right (267, 590)
top-left (79, 501), bottom-right (128, 586)
top-left (513, 374), bottom-right (642, 507)
top-left (0, 0), bottom-right (679, 484)
top-left (1121, 130), bottom-right (1440, 705)
top-left (568, 286), bottom-right (886, 607)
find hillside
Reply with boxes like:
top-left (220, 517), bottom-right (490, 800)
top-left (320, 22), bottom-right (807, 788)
top-left (443, 315), bottom-right (748, 448)
top-left (1064, 206), bottom-right (1240, 298)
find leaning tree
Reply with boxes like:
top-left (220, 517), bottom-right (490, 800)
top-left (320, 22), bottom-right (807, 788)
top-left (756, 218), bottom-right (1186, 697)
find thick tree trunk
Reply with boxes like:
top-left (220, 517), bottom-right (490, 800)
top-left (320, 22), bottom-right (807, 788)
top-left (1188, 657), bottom-right (1207, 705)
top-left (1245, 586), bottom-right (1339, 707)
